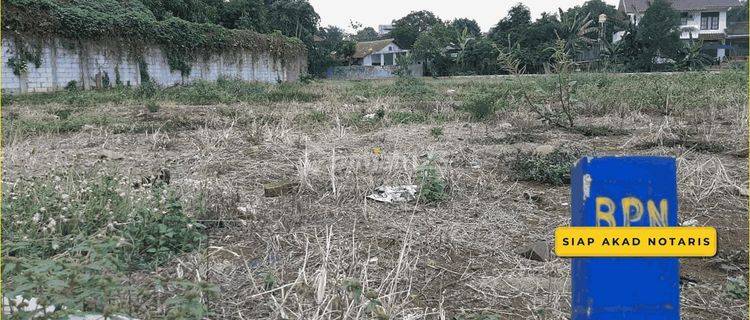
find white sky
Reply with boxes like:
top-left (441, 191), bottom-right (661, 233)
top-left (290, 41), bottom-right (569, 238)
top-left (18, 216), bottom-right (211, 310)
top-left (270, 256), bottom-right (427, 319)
top-left (309, 0), bottom-right (620, 33)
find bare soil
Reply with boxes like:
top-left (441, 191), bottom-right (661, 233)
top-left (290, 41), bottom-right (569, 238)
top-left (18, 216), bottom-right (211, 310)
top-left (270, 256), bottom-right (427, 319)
top-left (3, 76), bottom-right (748, 319)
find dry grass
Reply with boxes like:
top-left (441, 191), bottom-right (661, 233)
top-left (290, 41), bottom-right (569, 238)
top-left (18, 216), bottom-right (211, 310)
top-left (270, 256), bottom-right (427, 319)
top-left (3, 72), bottom-right (748, 319)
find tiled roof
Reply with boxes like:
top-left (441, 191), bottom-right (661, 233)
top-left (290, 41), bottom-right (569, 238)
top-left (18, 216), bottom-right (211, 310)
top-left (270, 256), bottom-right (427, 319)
top-left (353, 39), bottom-right (394, 59)
top-left (619, 0), bottom-right (741, 13)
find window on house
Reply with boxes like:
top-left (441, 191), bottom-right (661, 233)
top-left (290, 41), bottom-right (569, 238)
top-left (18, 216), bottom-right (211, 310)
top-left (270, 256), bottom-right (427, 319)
top-left (680, 12), bottom-right (691, 25)
top-left (371, 54), bottom-right (381, 66)
top-left (384, 53), bottom-right (394, 66)
top-left (701, 12), bottom-right (719, 30)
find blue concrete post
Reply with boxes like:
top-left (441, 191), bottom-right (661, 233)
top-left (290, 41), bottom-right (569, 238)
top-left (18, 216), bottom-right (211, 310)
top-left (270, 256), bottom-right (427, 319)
top-left (570, 156), bottom-right (679, 319)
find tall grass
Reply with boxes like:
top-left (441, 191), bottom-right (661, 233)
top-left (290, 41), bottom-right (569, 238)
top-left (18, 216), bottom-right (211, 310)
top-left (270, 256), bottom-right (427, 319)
top-left (3, 77), bottom-right (320, 108)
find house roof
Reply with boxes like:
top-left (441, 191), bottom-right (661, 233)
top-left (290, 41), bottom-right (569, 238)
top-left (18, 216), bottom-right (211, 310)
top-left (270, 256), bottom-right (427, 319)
top-left (353, 39), bottom-right (395, 59)
top-left (619, 0), bottom-right (741, 13)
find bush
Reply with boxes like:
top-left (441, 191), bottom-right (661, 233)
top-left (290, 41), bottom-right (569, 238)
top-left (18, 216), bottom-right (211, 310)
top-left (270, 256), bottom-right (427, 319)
top-left (429, 126), bottom-right (444, 139)
top-left (137, 80), bottom-right (159, 99)
top-left (146, 100), bottom-right (160, 113)
top-left (511, 146), bottom-right (582, 185)
top-left (390, 76), bottom-right (436, 100)
top-left (416, 156), bottom-right (447, 202)
top-left (727, 275), bottom-right (749, 300)
top-left (64, 80), bottom-right (79, 91)
top-left (461, 89), bottom-right (509, 121)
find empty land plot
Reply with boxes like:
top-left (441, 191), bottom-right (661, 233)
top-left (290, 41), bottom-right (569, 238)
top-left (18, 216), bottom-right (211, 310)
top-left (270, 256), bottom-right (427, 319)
top-left (2, 71), bottom-right (748, 319)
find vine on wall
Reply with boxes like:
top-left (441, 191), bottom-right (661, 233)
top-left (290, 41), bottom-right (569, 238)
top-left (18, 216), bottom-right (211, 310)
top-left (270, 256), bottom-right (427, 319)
top-left (6, 38), bottom-right (43, 76)
top-left (3, 0), bottom-right (306, 76)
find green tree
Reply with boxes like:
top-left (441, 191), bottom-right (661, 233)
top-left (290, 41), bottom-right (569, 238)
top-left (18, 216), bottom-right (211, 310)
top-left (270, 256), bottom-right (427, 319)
top-left (556, 8), bottom-right (597, 55)
top-left (728, 0), bottom-right (748, 22)
top-left (267, 0), bottom-right (320, 43)
top-left (219, 0), bottom-right (270, 31)
top-left (411, 22), bottom-right (459, 76)
top-left (450, 18), bottom-right (481, 37)
top-left (354, 27), bottom-right (380, 41)
top-left (489, 3), bottom-right (531, 47)
top-left (523, 12), bottom-right (561, 72)
top-left (308, 26), bottom-right (353, 76)
top-left (564, 0), bottom-right (627, 43)
top-left (608, 22), bottom-right (649, 71)
top-left (390, 10), bottom-right (442, 48)
top-left (637, 0), bottom-right (682, 70)
top-left (460, 37), bottom-right (503, 75)
top-left (141, 0), bottom-right (222, 23)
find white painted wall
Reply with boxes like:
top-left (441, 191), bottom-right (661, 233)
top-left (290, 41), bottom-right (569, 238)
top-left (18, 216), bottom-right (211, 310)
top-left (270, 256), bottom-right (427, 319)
top-left (2, 36), bottom-right (306, 94)
top-left (679, 11), bottom-right (728, 39)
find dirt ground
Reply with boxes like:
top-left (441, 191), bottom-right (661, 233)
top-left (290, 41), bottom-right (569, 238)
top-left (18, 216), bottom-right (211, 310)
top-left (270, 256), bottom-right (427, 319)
top-left (3, 75), bottom-right (748, 319)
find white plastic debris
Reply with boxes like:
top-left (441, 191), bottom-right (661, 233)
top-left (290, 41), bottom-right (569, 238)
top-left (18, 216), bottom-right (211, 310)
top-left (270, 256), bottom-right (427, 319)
top-left (362, 113), bottom-right (377, 120)
top-left (3, 296), bottom-right (135, 319)
top-left (366, 185), bottom-right (418, 203)
top-left (681, 219), bottom-right (699, 226)
top-left (355, 95), bottom-right (369, 102)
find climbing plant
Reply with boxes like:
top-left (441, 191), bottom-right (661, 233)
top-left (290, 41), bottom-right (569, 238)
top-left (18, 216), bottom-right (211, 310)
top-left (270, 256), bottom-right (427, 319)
top-left (2, 0), bottom-right (307, 76)
top-left (6, 38), bottom-right (43, 76)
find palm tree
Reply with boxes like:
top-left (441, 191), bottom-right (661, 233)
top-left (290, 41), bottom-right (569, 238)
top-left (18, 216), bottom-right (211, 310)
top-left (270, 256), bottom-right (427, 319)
top-left (454, 27), bottom-right (475, 69)
top-left (555, 8), bottom-right (598, 56)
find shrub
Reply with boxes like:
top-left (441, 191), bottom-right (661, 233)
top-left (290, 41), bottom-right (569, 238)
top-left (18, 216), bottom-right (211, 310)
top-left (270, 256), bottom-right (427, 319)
top-left (146, 100), bottom-right (160, 113)
top-left (52, 108), bottom-right (72, 120)
top-left (64, 80), bottom-right (79, 91)
top-left (429, 126), bottom-right (444, 139)
top-left (390, 76), bottom-right (436, 100)
top-left (137, 80), bottom-right (159, 99)
top-left (461, 89), bottom-right (508, 121)
top-left (416, 156), bottom-right (447, 202)
top-left (511, 146), bottom-right (582, 185)
top-left (727, 275), bottom-right (748, 300)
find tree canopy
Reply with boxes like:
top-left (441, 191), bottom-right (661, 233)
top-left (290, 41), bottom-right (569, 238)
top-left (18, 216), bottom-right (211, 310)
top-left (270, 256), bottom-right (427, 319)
top-left (450, 18), bottom-right (481, 37)
top-left (636, 0), bottom-right (682, 69)
top-left (354, 27), bottom-right (380, 41)
top-left (390, 10), bottom-right (442, 48)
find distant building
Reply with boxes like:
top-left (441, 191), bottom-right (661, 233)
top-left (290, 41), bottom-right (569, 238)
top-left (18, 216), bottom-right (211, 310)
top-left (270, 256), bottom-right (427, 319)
top-left (351, 39), bottom-right (408, 66)
top-left (378, 24), bottom-right (394, 35)
top-left (615, 0), bottom-right (745, 60)
top-left (326, 39), bottom-right (422, 79)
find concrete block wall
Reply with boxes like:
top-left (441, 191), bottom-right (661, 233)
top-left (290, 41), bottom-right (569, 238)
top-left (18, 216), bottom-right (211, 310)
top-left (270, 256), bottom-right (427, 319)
top-left (2, 35), bottom-right (306, 94)
top-left (326, 64), bottom-right (424, 80)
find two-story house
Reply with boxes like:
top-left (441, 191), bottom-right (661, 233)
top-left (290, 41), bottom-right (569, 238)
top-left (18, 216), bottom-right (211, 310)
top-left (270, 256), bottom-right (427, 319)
top-left (616, 0), bottom-right (744, 60)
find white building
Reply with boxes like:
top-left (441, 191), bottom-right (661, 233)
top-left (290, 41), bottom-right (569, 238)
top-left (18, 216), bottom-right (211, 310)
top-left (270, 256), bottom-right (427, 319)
top-left (352, 39), bottom-right (408, 66)
top-left (378, 24), bottom-right (394, 35)
top-left (615, 0), bottom-right (742, 60)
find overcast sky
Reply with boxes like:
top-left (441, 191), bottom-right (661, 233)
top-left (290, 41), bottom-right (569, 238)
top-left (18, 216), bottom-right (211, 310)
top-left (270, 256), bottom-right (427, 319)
top-left (308, 0), bottom-right (620, 33)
